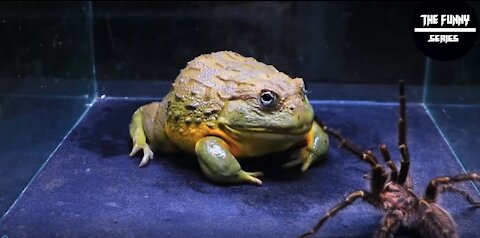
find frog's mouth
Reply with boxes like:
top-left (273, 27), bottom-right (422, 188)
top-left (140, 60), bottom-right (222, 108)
top-left (222, 123), bottom-right (311, 139)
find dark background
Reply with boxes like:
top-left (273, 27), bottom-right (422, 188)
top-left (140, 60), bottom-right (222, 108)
top-left (92, 1), bottom-right (426, 85)
top-left (0, 1), bottom-right (430, 94)
top-left (2, 1), bottom-right (479, 97)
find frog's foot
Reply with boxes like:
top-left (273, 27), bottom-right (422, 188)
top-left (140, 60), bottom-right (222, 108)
top-left (282, 121), bottom-right (329, 172)
top-left (129, 106), bottom-right (156, 167)
top-left (195, 136), bottom-right (264, 186)
top-left (129, 143), bottom-right (154, 167)
top-left (282, 149), bottom-right (317, 172)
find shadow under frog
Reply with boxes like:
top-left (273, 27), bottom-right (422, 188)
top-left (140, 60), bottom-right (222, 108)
top-left (74, 100), bottom-right (140, 159)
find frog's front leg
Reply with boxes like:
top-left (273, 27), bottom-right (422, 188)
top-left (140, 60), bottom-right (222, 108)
top-left (129, 106), bottom-right (155, 167)
top-left (195, 136), bottom-right (264, 186)
top-left (129, 102), bottom-right (178, 167)
top-left (282, 121), bottom-right (329, 171)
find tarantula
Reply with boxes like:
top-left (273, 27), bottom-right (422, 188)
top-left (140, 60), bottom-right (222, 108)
top-left (300, 81), bottom-right (480, 238)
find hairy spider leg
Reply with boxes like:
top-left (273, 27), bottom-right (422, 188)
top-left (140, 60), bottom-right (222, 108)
top-left (398, 145), bottom-right (410, 185)
top-left (322, 126), bottom-right (388, 195)
top-left (398, 80), bottom-right (407, 147)
top-left (397, 80), bottom-right (410, 185)
top-left (322, 126), bottom-right (376, 166)
top-left (379, 144), bottom-right (398, 182)
top-left (425, 173), bottom-right (480, 202)
top-left (416, 200), bottom-right (458, 238)
top-left (438, 184), bottom-right (480, 207)
top-left (375, 210), bottom-right (403, 238)
top-left (365, 151), bottom-right (388, 195)
top-left (314, 116), bottom-right (380, 168)
top-left (299, 190), bottom-right (374, 238)
top-left (323, 127), bottom-right (365, 159)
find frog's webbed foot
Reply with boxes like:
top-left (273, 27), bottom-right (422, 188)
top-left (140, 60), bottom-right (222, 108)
top-left (195, 136), bottom-right (264, 186)
top-left (282, 121), bottom-right (329, 172)
top-left (129, 142), bottom-right (154, 167)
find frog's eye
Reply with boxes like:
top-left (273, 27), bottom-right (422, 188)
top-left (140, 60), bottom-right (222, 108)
top-left (259, 90), bottom-right (278, 109)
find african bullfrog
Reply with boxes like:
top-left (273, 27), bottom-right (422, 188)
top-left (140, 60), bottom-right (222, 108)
top-left (129, 51), bottom-right (329, 185)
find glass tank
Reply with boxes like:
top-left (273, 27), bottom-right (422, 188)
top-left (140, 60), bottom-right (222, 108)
top-left (1, 2), bottom-right (479, 238)
top-left (424, 51), bottom-right (480, 176)
top-left (0, 1), bottom-right (95, 217)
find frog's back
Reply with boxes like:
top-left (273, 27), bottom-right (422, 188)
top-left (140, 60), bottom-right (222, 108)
top-left (172, 50), bottom-right (288, 102)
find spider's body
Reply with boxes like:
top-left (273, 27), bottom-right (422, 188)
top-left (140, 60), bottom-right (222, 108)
top-left (380, 182), bottom-right (416, 213)
top-left (369, 180), bottom-right (458, 238)
top-left (301, 81), bottom-right (479, 238)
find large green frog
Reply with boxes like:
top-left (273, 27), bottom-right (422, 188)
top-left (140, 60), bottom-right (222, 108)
top-left (129, 51), bottom-right (329, 185)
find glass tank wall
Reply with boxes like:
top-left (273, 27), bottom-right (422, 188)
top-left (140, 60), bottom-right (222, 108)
top-left (0, 2), bottom-right (479, 236)
top-left (424, 44), bottom-right (480, 175)
top-left (0, 2), bottom-right (96, 215)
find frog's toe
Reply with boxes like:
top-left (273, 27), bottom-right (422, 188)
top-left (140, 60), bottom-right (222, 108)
top-left (239, 171), bottom-right (263, 185)
top-left (246, 171), bottom-right (264, 178)
top-left (138, 145), bottom-right (154, 167)
top-left (282, 151), bottom-right (316, 172)
top-left (282, 158), bottom-right (303, 169)
top-left (301, 156), bottom-right (314, 172)
top-left (130, 142), bottom-right (154, 167)
top-left (129, 144), bottom-right (141, 157)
